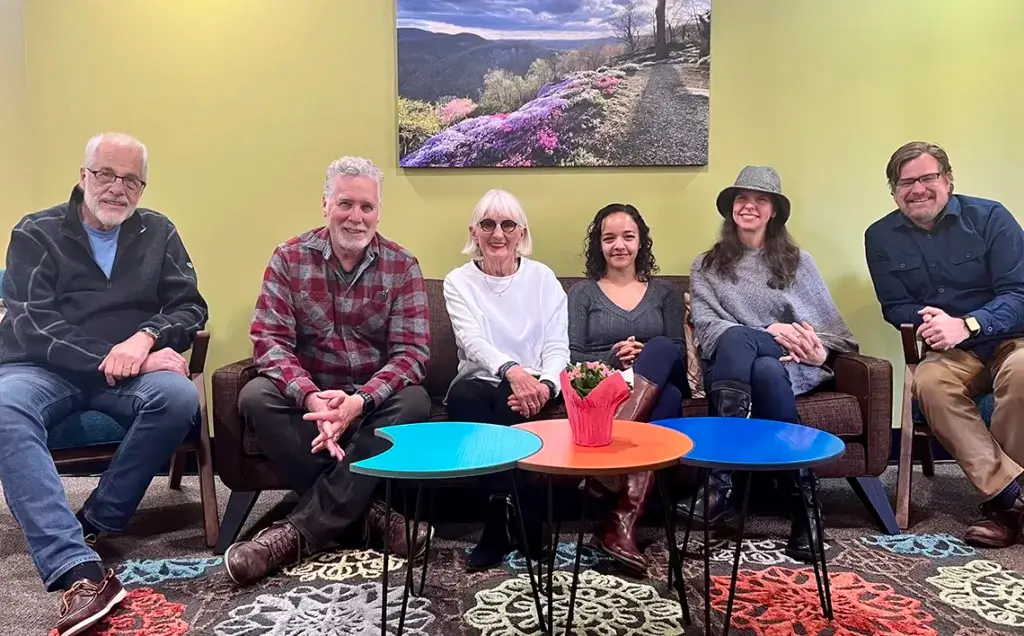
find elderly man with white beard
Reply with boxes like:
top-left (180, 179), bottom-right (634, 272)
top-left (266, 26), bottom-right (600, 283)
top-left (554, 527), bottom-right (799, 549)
top-left (0, 132), bottom-right (208, 635)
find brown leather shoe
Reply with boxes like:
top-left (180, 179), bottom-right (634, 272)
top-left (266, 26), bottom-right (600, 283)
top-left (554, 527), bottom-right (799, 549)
top-left (365, 501), bottom-right (432, 559)
top-left (591, 471), bottom-right (655, 573)
top-left (54, 568), bottom-right (127, 636)
top-left (225, 520), bottom-right (305, 586)
top-left (965, 500), bottom-right (1023, 548)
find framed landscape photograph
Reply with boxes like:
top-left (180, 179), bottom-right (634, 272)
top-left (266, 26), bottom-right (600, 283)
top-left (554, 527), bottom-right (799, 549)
top-left (396, 0), bottom-right (712, 168)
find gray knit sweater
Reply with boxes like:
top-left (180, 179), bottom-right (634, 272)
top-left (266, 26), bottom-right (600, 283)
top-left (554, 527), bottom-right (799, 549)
top-left (567, 278), bottom-right (686, 369)
top-left (688, 248), bottom-right (858, 395)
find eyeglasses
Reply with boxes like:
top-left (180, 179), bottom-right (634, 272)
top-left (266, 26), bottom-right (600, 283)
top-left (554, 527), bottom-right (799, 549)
top-left (478, 219), bottom-right (519, 233)
top-left (895, 172), bottom-right (942, 191)
top-left (87, 168), bottom-right (146, 193)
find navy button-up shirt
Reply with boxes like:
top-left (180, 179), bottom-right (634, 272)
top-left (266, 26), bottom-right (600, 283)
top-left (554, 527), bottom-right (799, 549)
top-left (864, 194), bottom-right (1024, 360)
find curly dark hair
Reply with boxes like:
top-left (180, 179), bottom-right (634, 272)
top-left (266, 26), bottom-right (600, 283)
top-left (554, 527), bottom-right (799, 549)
top-left (699, 204), bottom-right (800, 289)
top-left (583, 203), bottom-right (659, 281)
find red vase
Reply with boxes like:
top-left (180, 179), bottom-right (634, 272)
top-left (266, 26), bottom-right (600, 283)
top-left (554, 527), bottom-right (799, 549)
top-left (559, 370), bottom-right (631, 447)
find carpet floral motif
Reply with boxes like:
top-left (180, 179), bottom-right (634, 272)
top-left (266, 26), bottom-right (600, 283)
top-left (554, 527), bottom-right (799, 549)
top-left (862, 533), bottom-right (977, 559)
top-left (504, 541), bottom-right (610, 570)
top-left (281, 548), bottom-right (405, 582)
top-left (465, 569), bottom-right (686, 635)
top-left (117, 557), bottom-right (223, 585)
top-left (704, 537), bottom-right (829, 566)
top-left (90, 588), bottom-right (189, 636)
top-left (710, 567), bottom-right (938, 636)
top-left (213, 581), bottom-right (435, 635)
top-left (926, 559), bottom-right (1024, 628)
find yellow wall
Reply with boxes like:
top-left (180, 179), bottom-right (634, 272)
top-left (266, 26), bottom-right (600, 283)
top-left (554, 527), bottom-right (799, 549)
top-left (9, 0), bottom-right (1024, 424)
top-left (0, 0), bottom-right (30, 253)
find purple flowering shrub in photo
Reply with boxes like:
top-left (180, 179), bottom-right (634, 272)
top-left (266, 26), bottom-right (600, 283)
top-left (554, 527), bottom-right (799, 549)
top-left (398, 68), bottom-right (631, 168)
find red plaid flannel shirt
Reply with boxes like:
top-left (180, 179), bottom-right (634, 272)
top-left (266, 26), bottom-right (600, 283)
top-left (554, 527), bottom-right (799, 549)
top-left (250, 228), bottom-right (431, 409)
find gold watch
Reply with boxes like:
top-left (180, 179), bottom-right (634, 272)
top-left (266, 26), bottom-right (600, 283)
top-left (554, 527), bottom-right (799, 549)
top-left (964, 316), bottom-right (981, 337)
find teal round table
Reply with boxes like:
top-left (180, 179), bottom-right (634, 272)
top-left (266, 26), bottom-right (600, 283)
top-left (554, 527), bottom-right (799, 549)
top-left (350, 421), bottom-right (545, 636)
top-left (652, 417), bottom-right (846, 636)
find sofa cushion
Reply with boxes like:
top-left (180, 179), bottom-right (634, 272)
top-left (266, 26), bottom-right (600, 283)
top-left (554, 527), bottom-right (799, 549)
top-left (48, 411), bottom-right (127, 451)
top-left (682, 392), bottom-right (863, 437)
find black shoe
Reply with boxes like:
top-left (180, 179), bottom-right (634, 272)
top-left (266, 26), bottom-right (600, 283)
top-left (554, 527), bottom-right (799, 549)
top-left (676, 472), bottom-right (733, 525)
top-left (467, 495), bottom-right (513, 571)
top-left (784, 470), bottom-right (824, 564)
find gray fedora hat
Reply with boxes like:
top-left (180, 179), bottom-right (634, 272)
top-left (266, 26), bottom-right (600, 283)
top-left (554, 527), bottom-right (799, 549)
top-left (715, 165), bottom-right (791, 224)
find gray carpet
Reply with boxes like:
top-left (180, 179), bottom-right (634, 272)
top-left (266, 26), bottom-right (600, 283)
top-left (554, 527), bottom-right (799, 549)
top-left (3, 465), bottom-right (1023, 635)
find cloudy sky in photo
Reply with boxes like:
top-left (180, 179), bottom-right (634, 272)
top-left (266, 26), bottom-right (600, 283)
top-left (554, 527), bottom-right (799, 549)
top-left (397, 0), bottom-right (711, 41)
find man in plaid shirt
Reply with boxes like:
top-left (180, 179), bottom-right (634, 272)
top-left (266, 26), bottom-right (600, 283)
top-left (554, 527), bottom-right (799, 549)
top-left (225, 156), bottom-right (433, 586)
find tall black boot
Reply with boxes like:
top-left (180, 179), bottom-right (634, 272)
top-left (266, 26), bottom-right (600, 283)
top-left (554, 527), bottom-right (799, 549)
top-left (467, 494), bottom-right (513, 571)
top-left (785, 468), bottom-right (824, 564)
top-left (708, 380), bottom-right (752, 419)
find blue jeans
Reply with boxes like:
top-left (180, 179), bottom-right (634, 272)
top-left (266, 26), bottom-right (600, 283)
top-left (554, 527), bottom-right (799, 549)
top-left (632, 336), bottom-right (690, 420)
top-left (703, 326), bottom-right (800, 423)
top-left (0, 363), bottom-right (199, 591)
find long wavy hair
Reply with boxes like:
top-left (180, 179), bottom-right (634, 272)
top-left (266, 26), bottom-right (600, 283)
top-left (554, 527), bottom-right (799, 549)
top-left (700, 202), bottom-right (800, 289)
top-left (583, 203), bottom-right (659, 281)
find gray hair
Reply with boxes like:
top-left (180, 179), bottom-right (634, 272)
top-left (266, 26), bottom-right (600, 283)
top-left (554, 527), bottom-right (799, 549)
top-left (461, 189), bottom-right (533, 259)
top-left (84, 132), bottom-right (149, 181)
top-left (324, 156), bottom-right (384, 201)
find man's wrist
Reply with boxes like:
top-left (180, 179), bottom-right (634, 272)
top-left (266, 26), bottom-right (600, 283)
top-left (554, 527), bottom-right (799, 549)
top-left (355, 390), bottom-right (375, 416)
top-left (963, 315), bottom-right (981, 338)
top-left (138, 327), bottom-right (159, 345)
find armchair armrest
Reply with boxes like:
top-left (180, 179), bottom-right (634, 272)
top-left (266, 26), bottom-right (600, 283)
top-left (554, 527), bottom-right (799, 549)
top-left (900, 324), bottom-right (922, 364)
top-left (188, 330), bottom-right (211, 376)
top-left (212, 358), bottom-right (259, 490)
top-left (833, 351), bottom-right (893, 476)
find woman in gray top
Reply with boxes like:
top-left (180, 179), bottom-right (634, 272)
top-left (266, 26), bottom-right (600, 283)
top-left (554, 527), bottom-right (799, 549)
top-left (687, 165), bottom-right (858, 564)
top-left (567, 203), bottom-right (690, 575)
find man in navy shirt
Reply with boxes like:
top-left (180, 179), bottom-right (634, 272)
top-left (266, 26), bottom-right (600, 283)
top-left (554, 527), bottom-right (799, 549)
top-left (865, 141), bottom-right (1024, 548)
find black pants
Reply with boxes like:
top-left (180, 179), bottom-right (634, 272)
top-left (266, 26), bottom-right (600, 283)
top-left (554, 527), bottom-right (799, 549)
top-left (238, 377), bottom-right (431, 551)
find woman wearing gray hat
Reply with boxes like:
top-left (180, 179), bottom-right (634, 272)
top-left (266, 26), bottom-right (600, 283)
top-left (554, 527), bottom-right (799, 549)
top-left (685, 165), bottom-right (858, 563)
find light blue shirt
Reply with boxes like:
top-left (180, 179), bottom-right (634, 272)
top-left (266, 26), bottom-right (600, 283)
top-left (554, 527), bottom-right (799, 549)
top-left (84, 224), bottom-right (120, 279)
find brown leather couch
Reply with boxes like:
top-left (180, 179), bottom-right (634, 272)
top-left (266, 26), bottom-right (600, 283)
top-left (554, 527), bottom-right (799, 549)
top-left (211, 275), bottom-right (899, 553)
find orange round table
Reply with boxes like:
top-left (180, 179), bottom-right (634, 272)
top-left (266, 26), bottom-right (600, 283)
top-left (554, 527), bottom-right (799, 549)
top-left (512, 418), bottom-right (694, 634)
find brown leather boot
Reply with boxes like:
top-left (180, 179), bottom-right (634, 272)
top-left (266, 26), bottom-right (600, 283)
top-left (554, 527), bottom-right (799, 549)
top-left (592, 471), bottom-right (655, 573)
top-left (616, 372), bottom-right (660, 421)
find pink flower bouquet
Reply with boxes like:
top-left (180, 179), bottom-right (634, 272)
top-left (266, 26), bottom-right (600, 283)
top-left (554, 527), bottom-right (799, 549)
top-left (559, 361), bottom-right (630, 447)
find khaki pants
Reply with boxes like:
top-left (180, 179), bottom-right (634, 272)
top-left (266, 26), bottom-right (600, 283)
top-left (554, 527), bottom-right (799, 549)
top-left (913, 338), bottom-right (1024, 499)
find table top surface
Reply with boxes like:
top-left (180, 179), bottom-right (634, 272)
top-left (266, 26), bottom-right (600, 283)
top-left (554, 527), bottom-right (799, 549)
top-left (349, 421), bottom-right (543, 479)
top-left (651, 416), bottom-right (845, 470)
top-left (512, 419), bottom-right (694, 475)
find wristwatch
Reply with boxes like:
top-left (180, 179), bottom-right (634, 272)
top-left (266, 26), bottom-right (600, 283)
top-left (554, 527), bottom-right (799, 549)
top-left (140, 326), bottom-right (160, 341)
top-left (964, 316), bottom-right (981, 337)
top-left (355, 390), bottom-right (375, 416)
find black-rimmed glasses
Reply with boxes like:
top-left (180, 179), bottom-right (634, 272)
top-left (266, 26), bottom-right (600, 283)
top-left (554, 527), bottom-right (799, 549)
top-left (87, 168), bottom-right (146, 193)
top-left (479, 219), bottom-right (518, 233)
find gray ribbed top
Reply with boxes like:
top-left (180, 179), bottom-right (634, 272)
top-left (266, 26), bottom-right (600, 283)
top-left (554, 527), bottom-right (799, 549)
top-left (567, 278), bottom-right (685, 369)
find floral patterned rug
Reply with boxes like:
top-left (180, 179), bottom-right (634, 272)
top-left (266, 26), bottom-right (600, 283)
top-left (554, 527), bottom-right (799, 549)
top-left (4, 466), bottom-right (1024, 635)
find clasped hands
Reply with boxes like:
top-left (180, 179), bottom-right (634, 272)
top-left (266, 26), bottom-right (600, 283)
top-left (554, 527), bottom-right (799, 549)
top-left (97, 330), bottom-right (188, 386)
top-left (915, 306), bottom-right (969, 351)
top-left (767, 322), bottom-right (828, 366)
top-left (302, 390), bottom-right (364, 461)
top-left (505, 365), bottom-right (551, 419)
top-left (612, 336), bottom-right (643, 368)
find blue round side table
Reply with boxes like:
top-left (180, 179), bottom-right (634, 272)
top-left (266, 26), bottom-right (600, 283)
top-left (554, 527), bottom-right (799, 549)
top-left (652, 416), bottom-right (845, 636)
top-left (350, 421), bottom-right (545, 636)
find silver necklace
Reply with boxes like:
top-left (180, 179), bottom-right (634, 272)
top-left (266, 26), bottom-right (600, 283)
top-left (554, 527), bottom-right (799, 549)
top-left (482, 265), bottom-right (518, 297)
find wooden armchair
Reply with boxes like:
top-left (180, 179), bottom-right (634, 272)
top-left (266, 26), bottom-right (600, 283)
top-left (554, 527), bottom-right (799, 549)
top-left (48, 331), bottom-right (219, 547)
top-left (895, 324), bottom-right (994, 529)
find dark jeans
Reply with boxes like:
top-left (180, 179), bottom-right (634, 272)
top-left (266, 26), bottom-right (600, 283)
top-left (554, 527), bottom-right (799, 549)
top-left (704, 326), bottom-right (800, 423)
top-left (238, 377), bottom-right (431, 552)
top-left (703, 326), bottom-right (801, 501)
top-left (0, 363), bottom-right (199, 591)
top-left (632, 336), bottom-right (691, 420)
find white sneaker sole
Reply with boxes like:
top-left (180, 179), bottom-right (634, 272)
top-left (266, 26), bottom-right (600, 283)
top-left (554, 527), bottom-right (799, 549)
top-left (62, 586), bottom-right (128, 636)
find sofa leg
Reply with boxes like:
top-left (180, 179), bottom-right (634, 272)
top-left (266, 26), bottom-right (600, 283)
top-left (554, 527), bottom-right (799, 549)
top-left (214, 490), bottom-right (260, 555)
top-left (848, 477), bottom-right (900, 535)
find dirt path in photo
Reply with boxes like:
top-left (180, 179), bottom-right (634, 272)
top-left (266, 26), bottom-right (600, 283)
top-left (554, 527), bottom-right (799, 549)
top-left (593, 63), bottom-right (710, 166)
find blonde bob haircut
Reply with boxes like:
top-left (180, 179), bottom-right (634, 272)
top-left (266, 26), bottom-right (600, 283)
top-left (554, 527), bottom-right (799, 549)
top-left (460, 188), bottom-right (533, 259)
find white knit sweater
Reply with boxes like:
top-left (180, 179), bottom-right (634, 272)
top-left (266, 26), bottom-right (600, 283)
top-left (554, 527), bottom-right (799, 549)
top-left (442, 258), bottom-right (570, 399)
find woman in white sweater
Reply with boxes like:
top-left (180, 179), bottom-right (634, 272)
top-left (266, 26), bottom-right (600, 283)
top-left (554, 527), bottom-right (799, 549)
top-left (443, 188), bottom-right (570, 571)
